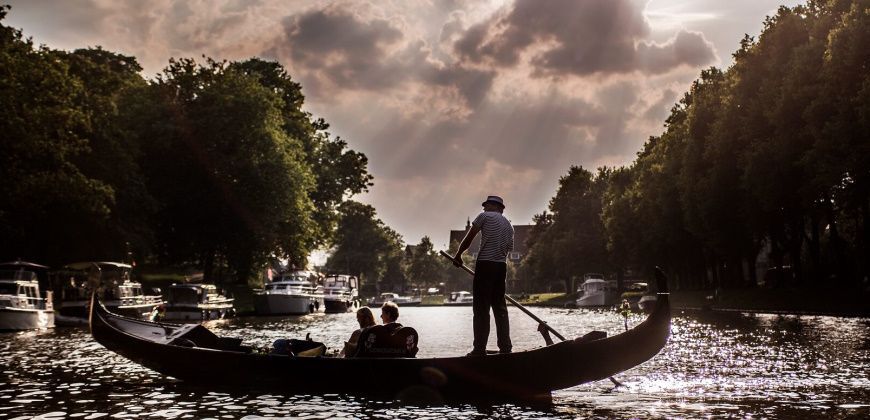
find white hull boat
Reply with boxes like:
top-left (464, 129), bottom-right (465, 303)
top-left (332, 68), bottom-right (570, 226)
top-left (323, 274), bottom-right (360, 313)
top-left (638, 294), bottom-right (657, 314)
top-left (255, 272), bottom-right (325, 315)
top-left (255, 294), bottom-right (324, 315)
top-left (444, 291), bottom-right (474, 306)
top-left (0, 261), bottom-right (55, 331)
top-left (575, 274), bottom-right (618, 308)
top-left (368, 292), bottom-right (422, 307)
top-left (0, 307), bottom-right (54, 330)
top-left (163, 283), bottom-right (234, 322)
top-left (55, 262), bottom-right (163, 322)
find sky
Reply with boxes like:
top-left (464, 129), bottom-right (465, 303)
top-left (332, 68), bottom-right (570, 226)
top-left (5, 0), bottom-right (804, 252)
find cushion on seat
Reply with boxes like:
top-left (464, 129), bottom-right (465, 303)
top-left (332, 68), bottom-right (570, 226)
top-left (355, 325), bottom-right (418, 358)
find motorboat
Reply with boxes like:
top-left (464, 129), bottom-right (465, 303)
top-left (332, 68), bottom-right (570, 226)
top-left (638, 294), bottom-right (657, 314)
top-left (89, 269), bottom-right (672, 400)
top-left (55, 261), bottom-right (163, 322)
top-left (0, 261), bottom-right (54, 330)
top-left (322, 274), bottom-right (359, 313)
top-left (575, 273), bottom-right (618, 307)
top-left (620, 282), bottom-right (649, 310)
top-left (444, 291), bottom-right (473, 306)
top-left (254, 272), bottom-right (324, 315)
top-left (367, 292), bottom-right (422, 307)
top-left (163, 283), bottom-right (235, 322)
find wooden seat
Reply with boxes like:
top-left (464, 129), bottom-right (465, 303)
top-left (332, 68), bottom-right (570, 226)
top-left (354, 325), bottom-right (419, 358)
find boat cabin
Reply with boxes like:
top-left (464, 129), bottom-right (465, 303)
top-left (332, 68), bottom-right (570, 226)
top-left (56, 261), bottom-right (160, 304)
top-left (446, 291), bottom-right (473, 304)
top-left (578, 278), bottom-right (612, 293)
top-left (324, 274), bottom-right (357, 291)
top-left (57, 262), bottom-right (129, 298)
top-left (168, 284), bottom-right (225, 304)
top-left (264, 274), bottom-right (322, 295)
top-left (0, 277), bottom-right (43, 310)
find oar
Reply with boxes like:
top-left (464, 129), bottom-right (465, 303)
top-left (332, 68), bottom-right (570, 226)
top-left (439, 251), bottom-right (566, 341)
top-left (440, 250), bottom-right (624, 387)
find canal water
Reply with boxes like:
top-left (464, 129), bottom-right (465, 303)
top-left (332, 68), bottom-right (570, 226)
top-left (1, 306), bottom-right (868, 419)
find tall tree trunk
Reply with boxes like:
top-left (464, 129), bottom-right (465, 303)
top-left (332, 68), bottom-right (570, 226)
top-left (862, 198), bottom-right (870, 287)
top-left (809, 210), bottom-right (821, 283)
top-left (203, 250), bottom-right (215, 283)
top-left (770, 225), bottom-right (785, 288)
top-left (824, 192), bottom-right (846, 282)
top-left (789, 218), bottom-right (804, 285)
top-left (746, 251), bottom-right (758, 287)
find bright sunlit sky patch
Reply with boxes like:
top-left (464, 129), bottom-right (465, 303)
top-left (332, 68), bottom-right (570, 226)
top-left (5, 0), bottom-right (804, 251)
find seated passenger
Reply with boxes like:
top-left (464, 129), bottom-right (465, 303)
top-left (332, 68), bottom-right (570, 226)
top-left (339, 306), bottom-right (376, 357)
top-left (380, 301), bottom-right (402, 331)
top-left (354, 301), bottom-right (418, 358)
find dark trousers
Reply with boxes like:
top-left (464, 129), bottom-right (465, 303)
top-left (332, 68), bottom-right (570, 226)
top-left (472, 260), bottom-right (511, 353)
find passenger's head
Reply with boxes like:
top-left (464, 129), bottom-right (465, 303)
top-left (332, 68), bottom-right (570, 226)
top-left (380, 301), bottom-right (399, 323)
top-left (356, 306), bottom-right (376, 328)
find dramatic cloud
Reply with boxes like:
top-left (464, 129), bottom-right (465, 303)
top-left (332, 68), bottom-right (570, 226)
top-left (276, 5), bottom-right (495, 114)
top-left (455, 0), bottom-right (715, 76)
top-left (2, 0), bottom-right (801, 248)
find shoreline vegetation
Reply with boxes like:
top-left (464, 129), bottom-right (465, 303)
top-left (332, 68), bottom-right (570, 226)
top-left (138, 270), bottom-right (869, 317)
top-left (515, 289), bottom-right (869, 317)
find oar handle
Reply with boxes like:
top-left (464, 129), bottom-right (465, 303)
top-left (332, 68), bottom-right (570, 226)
top-left (439, 251), bottom-right (567, 342)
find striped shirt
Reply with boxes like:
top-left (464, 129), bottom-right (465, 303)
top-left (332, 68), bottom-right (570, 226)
top-left (472, 211), bottom-right (514, 262)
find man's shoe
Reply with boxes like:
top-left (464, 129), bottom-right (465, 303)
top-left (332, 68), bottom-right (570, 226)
top-left (466, 350), bottom-right (486, 357)
top-left (498, 349), bottom-right (512, 354)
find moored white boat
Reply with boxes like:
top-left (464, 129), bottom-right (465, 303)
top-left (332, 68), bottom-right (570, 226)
top-left (576, 274), bottom-right (618, 308)
top-left (254, 272), bottom-right (324, 315)
top-left (322, 274), bottom-right (359, 313)
top-left (56, 262), bottom-right (163, 321)
top-left (444, 291), bottom-right (474, 306)
top-left (163, 283), bottom-right (235, 322)
top-left (0, 261), bottom-right (55, 331)
top-left (638, 294), bottom-right (657, 314)
top-left (367, 292), bottom-right (422, 307)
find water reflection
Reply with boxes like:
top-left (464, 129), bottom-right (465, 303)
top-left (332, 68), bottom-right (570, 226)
top-left (1, 308), bottom-right (868, 418)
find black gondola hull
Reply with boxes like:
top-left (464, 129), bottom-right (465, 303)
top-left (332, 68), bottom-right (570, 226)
top-left (90, 273), bottom-right (671, 399)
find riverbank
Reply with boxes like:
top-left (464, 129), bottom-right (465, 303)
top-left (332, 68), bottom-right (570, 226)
top-left (136, 266), bottom-right (869, 317)
top-left (515, 286), bottom-right (870, 317)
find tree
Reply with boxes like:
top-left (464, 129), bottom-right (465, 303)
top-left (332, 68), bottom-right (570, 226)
top-left (326, 201), bottom-right (403, 291)
top-left (521, 166), bottom-right (610, 292)
top-left (138, 59), bottom-right (318, 282)
top-left (0, 8), bottom-right (115, 265)
top-left (405, 236), bottom-right (443, 293)
top-left (61, 47), bottom-right (156, 260)
top-left (229, 59), bottom-right (373, 248)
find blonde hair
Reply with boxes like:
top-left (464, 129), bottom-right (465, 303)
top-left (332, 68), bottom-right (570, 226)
top-left (356, 306), bottom-right (376, 328)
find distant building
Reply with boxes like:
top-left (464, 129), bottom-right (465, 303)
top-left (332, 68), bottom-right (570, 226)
top-left (449, 218), bottom-right (532, 263)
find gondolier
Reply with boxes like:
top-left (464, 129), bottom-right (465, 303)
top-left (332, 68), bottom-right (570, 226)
top-left (452, 195), bottom-right (514, 356)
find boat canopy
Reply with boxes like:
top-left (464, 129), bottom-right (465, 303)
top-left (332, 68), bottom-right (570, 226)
top-left (0, 261), bottom-right (48, 269)
top-left (64, 261), bottom-right (133, 270)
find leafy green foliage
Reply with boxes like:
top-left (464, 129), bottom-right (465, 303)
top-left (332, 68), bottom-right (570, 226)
top-left (326, 201), bottom-right (403, 292)
top-left (0, 8), bottom-right (373, 282)
top-left (524, 0), bottom-right (870, 290)
top-left (1, 8), bottom-right (117, 264)
top-left (521, 166), bottom-right (610, 292)
top-left (404, 236), bottom-right (443, 292)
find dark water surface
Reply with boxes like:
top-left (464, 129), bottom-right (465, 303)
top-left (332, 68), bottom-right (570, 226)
top-left (2, 307), bottom-right (869, 419)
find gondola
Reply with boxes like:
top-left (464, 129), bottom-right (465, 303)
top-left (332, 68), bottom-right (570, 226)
top-left (90, 271), bottom-right (671, 400)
